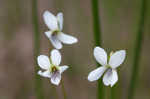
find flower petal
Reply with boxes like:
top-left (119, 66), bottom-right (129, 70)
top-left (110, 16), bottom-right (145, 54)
top-left (88, 66), bottom-right (107, 82)
top-left (45, 31), bottom-right (62, 49)
top-left (51, 72), bottom-right (61, 85)
top-left (44, 31), bottom-right (52, 38)
top-left (57, 32), bottom-right (78, 44)
top-left (57, 12), bottom-right (63, 31)
top-left (103, 69), bottom-right (118, 87)
top-left (38, 70), bottom-right (51, 78)
top-left (110, 70), bottom-right (118, 87)
top-left (59, 65), bottom-right (69, 74)
top-left (43, 11), bottom-right (58, 30)
top-left (94, 47), bottom-right (107, 66)
top-left (109, 50), bottom-right (126, 68)
top-left (37, 55), bottom-right (50, 70)
top-left (50, 35), bottom-right (62, 49)
top-left (51, 49), bottom-right (61, 66)
top-left (103, 69), bottom-right (112, 86)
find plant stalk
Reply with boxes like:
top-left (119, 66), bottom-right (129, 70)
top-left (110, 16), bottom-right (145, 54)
top-left (91, 0), bottom-right (104, 99)
top-left (32, 0), bottom-right (45, 99)
top-left (61, 79), bottom-right (67, 99)
top-left (128, 0), bottom-right (146, 99)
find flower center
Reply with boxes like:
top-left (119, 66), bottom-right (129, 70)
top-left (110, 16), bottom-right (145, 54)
top-left (50, 65), bottom-right (59, 74)
top-left (52, 66), bottom-right (57, 72)
top-left (52, 30), bottom-right (59, 36)
top-left (105, 65), bottom-right (111, 68)
top-left (107, 51), bottom-right (114, 63)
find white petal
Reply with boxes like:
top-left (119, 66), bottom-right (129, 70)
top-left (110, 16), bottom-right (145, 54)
top-left (109, 50), bottom-right (126, 68)
top-left (110, 70), bottom-right (118, 87)
top-left (45, 31), bottom-right (62, 49)
top-left (103, 69), bottom-right (118, 87)
top-left (88, 66), bottom-right (107, 82)
top-left (38, 70), bottom-right (51, 78)
top-left (59, 65), bottom-right (69, 74)
top-left (43, 11), bottom-right (58, 30)
top-left (57, 12), bottom-right (63, 31)
top-left (51, 72), bottom-right (61, 85)
top-left (50, 35), bottom-right (62, 49)
top-left (51, 49), bottom-right (61, 66)
top-left (103, 69), bottom-right (112, 86)
top-left (94, 47), bottom-right (107, 66)
top-left (44, 31), bottom-right (52, 38)
top-left (37, 55), bottom-right (50, 70)
top-left (57, 32), bottom-right (78, 44)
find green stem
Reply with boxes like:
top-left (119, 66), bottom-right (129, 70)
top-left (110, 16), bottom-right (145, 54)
top-left (53, 86), bottom-right (59, 99)
top-left (91, 0), bottom-right (103, 99)
top-left (61, 79), bottom-right (67, 99)
top-left (51, 85), bottom-right (58, 99)
top-left (128, 0), bottom-right (146, 99)
top-left (92, 0), bottom-right (101, 46)
top-left (110, 82), bottom-right (120, 99)
top-left (32, 0), bottom-right (45, 99)
top-left (110, 71), bottom-right (121, 99)
top-left (110, 87), bottom-right (115, 99)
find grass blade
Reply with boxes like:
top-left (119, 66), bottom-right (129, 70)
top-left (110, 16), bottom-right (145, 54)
top-left (91, 0), bottom-right (104, 99)
top-left (128, 0), bottom-right (146, 99)
top-left (32, 0), bottom-right (45, 99)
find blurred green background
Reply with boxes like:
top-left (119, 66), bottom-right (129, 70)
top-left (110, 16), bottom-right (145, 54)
top-left (0, 0), bottom-right (150, 99)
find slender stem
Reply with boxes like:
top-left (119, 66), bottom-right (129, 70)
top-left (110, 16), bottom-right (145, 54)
top-left (51, 85), bottom-right (58, 99)
top-left (32, 0), bottom-right (45, 99)
top-left (61, 79), bottom-right (67, 99)
top-left (110, 87), bottom-right (115, 99)
top-left (110, 71), bottom-right (121, 99)
top-left (91, 0), bottom-right (103, 99)
top-left (92, 0), bottom-right (102, 46)
top-left (54, 87), bottom-right (59, 99)
top-left (110, 82), bottom-right (120, 99)
top-left (128, 0), bottom-right (146, 99)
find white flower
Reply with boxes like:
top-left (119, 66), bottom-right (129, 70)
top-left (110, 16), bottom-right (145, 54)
top-left (88, 47), bottom-right (126, 87)
top-left (43, 11), bottom-right (78, 49)
top-left (37, 49), bottom-right (69, 85)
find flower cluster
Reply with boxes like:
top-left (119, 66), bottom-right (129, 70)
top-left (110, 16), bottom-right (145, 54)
top-left (37, 11), bottom-right (78, 85)
top-left (37, 11), bottom-right (126, 87)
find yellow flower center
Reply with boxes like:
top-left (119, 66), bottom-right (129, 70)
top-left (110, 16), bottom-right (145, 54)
top-left (106, 51), bottom-right (114, 68)
top-left (52, 30), bottom-right (60, 36)
top-left (105, 65), bottom-right (111, 68)
top-left (50, 65), bottom-right (59, 73)
top-left (52, 66), bottom-right (57, 72)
